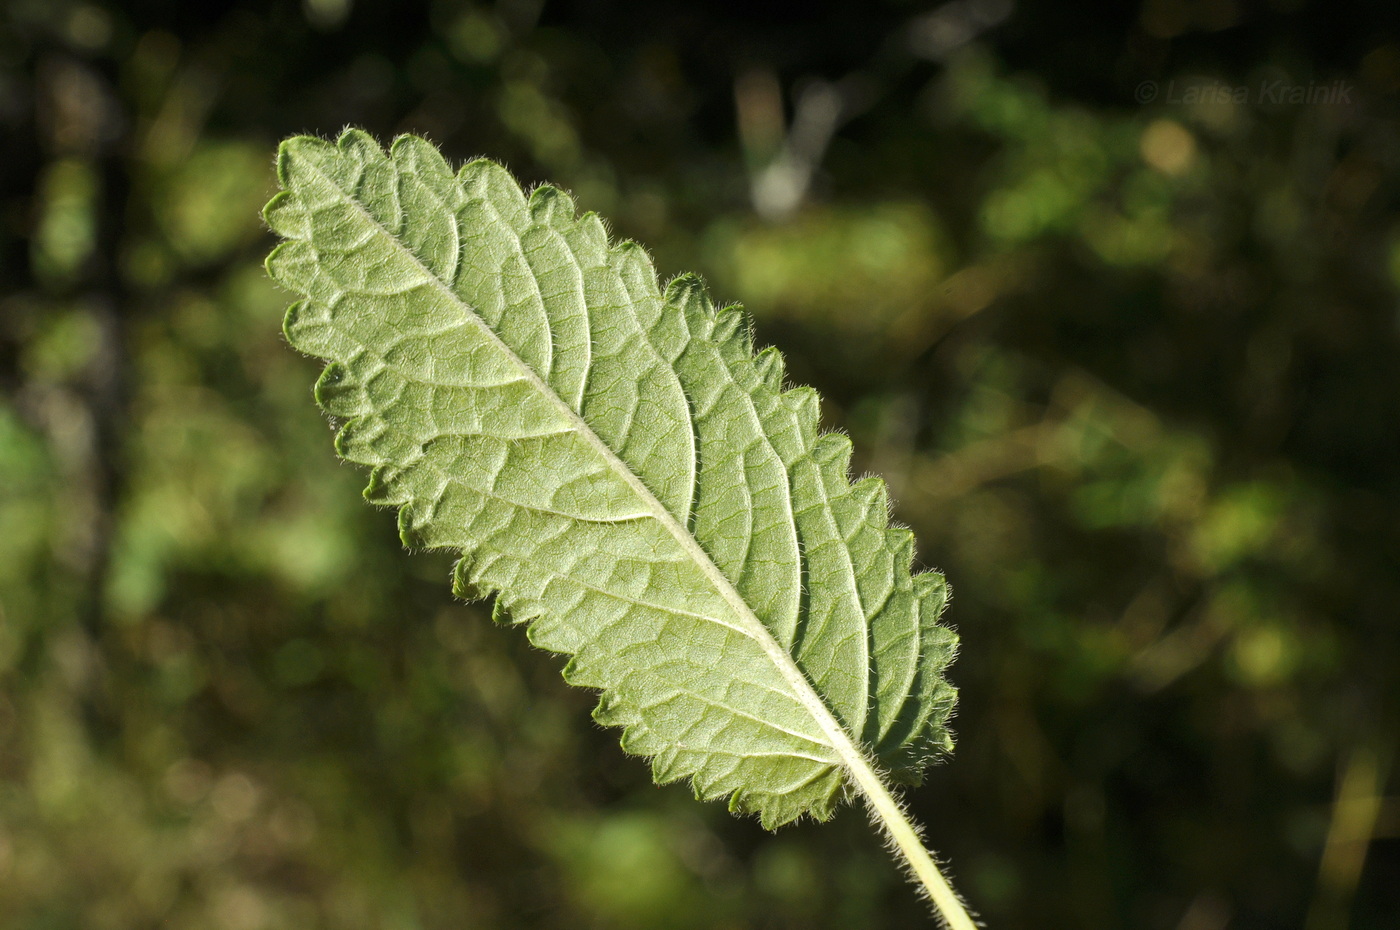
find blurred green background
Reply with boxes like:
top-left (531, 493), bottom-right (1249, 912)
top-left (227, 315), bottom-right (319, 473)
top-left (3, 0), bottom-right (1399, 927)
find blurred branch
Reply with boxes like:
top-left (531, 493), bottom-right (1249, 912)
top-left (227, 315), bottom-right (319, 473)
top-left (904, 420), bottom-right (1056, 503)
top-left (1305, 743), bottom-right (1393, 930)
top-left (1125, 599), bottom-right (1225, 693)
top-left (894, 367), bottom-right (1145, 507)
top-left (736, 0), bottom-right (1014, 220)
top-left (36, 50), bottom-right (132, 646)
top-left (905, 0), bottom-right (1014, 62)
top-left (738, 71), bottom-right (875, 220)
top-left (1174, 893), bottom-right (1232, 930)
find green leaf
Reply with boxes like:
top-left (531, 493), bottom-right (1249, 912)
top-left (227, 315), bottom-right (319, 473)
top-left (264, 129), bottom-right (957, 829)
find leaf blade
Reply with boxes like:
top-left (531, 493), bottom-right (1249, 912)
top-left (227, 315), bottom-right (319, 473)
top-left (266, 129), bottom-right (958, 827)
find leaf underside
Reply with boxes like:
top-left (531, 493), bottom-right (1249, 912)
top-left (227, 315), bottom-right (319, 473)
top-left (265, 130), bottom-right (957, 828)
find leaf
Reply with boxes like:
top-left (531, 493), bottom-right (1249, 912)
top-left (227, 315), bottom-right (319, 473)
top-left (263, 130), bottom-right (958, 830)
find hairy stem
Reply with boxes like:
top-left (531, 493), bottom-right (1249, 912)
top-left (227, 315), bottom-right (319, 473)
top-left (847, 757), bottom-right (978, 928)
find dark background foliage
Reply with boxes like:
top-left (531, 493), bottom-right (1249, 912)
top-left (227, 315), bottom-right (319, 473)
top-left (2, 0), bottom-right (1398, 927)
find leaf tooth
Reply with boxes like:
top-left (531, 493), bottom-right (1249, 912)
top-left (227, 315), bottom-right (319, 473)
top-left (456, 554), bottom-right (513, 609)
top-left (753, 346), bottom-right (786, 392)
top-left (689, 766), bottom-right (726, 801)
top-left (334, 413), bottom-right (408, 469)
top-left (274, 134), bottom-right (337, 189)
top-left (613, 238), bottom-right (653, 268)
top-left (849, 475), bottom-right (891, 525)
top-left (612, 240), bottom-right (673, 340)
top-left (574, 211), bottom-right (610, 251)
top-left (913, 570), bottom-right (951, 616)
top-left (297, 129), bottom-right (382, 202)
top-left (397, 502), bottom-right (428, 549)
top-left (887, 527), bottom-right (916, 576)
top-left (332, 416), bottom-right (369, 460)
top-left (287, 299), bottom-right (360, 367)
top-left (389, 133), bottom-right (454, 180)
top-left (811, 431), bottom-right (854, 477)
top-left (336, 126), bottom-right (384, 160)
top-left (711, 305), bottom-right (750, 353)
top-left (729, 787), bottom-right (764, 819)
top-left (266, 241), bottom-right (319, 298)
top-left (458, 158), bottom-right (529, 226)
top-left (614, 717), bottom-right (653, 754)
top-left (663, 272), bottom-right (713, 317)
top-left (365, 465), bottom-right (407, 505)
top-left (337, 131), bottom-right (397, 221)
top-left (451, 556), bottom-right (486, 601)
top-left (262, 191), bottom-right (307, 238)
top-left (380, 138), bottom-right (462, 279)
top-left (591, 687), bottom-right (620, 719)
top-left (528, 184), bottom-right (577, 225)
top-left (313, 361), bottom-right (361, 416)
top-left (782, 386), bottom-right (821, 442)
top-left (281, 298), bottom-right (315, 349)
top-left (613, 239), bottom-right (657, 282)
top-left (652, 739), bottom-right (691, 784)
